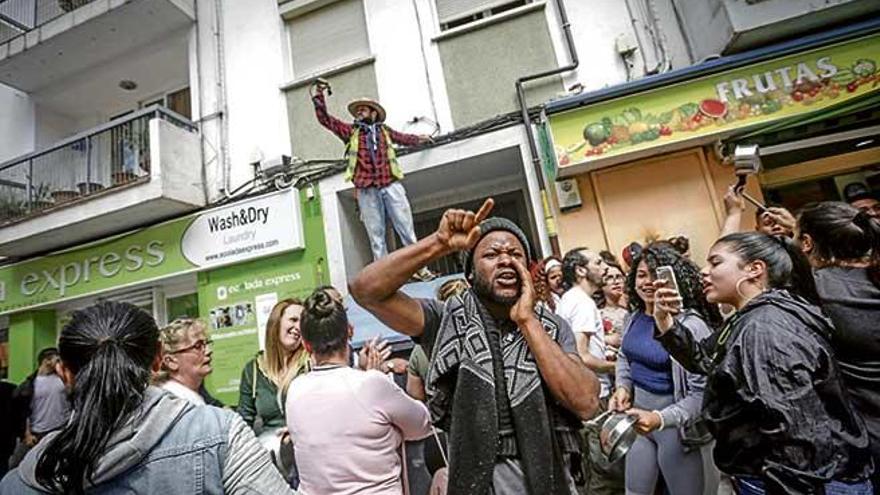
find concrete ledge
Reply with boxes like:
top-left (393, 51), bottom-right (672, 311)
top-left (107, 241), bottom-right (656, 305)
top-left (280, 55), bottom-right (375, 92)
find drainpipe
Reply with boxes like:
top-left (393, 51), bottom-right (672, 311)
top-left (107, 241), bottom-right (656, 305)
top-left (213, 0), bottom-right (231, 196)
top-left (515, 0), bottom-right (578, 257)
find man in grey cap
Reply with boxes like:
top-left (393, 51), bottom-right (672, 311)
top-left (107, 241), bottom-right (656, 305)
top-left (351, 198), bottom-right (599, 495)
top-left (843, 182), bottom-right (880, 218)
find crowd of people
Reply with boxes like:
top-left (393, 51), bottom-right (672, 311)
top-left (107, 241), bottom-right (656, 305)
top-left (0, 189), bottom-right (878, 495)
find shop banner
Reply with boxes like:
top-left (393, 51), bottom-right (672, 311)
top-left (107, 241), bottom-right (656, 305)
top-left (182, 190), bottom-right (303, 269)
top-left (200, 251), bottom-right (321, 405)
top-left (548, 34), bottom-right (880, 172)
top-left (0, 189), bottom-right (304, 314)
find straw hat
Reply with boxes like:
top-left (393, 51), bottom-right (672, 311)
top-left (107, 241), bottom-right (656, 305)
top-left (347, 98), bottom-right (386, 122)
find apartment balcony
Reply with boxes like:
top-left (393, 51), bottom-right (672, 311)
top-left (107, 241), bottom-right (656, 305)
top-left (0, 0), bottom-right (194, 92)
top-left (0, 106), bottom-right (204, 256)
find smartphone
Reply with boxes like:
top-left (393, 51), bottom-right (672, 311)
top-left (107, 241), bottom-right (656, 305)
top-left (655, 266), bottom-right (679, 294)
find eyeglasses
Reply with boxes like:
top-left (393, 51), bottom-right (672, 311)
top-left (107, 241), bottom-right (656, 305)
top-left (603, 274), bottom-right (625, 283)
top-left (170, 339), bottom-right (213, 355)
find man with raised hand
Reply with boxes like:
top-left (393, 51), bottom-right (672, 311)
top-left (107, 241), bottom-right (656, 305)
top-left (311, 81), bottom-right (435, 281)
top-left (351, 198), bottom-right (599, 495)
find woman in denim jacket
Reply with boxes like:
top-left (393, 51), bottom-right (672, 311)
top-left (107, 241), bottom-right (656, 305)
top-left (0, 301), bottom-right (294, 495)
top-left (608, 245), bottom-right (720, 495)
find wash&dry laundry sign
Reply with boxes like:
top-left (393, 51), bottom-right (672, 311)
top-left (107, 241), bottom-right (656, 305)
top-left (0, 189), bottom-right (303, 314)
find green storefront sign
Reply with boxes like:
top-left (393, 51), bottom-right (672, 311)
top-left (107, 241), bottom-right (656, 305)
top-left (3, 188), bottom-right (329, 405)
top-left (200, 190), bottom-right (327, 404)
top-left (0, 189), bottom-right (305, 314)
top-left (548, 33), bottom-right (880, 173)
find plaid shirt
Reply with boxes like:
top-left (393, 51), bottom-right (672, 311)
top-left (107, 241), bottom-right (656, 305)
top-left (313, 93), bottom-right (421, 188)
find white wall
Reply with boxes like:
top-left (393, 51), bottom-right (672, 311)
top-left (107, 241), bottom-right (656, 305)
top-left (364, 0), bottom-right (453, 134)
top-left (33, 104), bottom-right (77, 149)
top-left (552, 0), bottom-right (644, 92)
top-left (218, 0), bottom-right (292, 191)
top-left (0, 84), bottom-right (35, 163)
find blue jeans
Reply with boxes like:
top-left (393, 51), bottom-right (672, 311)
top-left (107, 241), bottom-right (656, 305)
top-left (734, 477), bottom-right (873, 495)
top-left (357, 182), bottom-right (418, 260)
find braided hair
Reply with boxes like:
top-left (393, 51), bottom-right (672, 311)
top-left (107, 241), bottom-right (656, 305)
top-left (625, 244), bottom-right (722, 327)
top-left (301, 289), bottom-right (349, 356)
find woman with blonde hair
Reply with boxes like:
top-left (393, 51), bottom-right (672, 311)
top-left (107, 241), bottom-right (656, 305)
top-left (155, 318), bottom-right (213, 405)
top-left (238, 298), bottom-right (309, 429)
top-left (237, 298), bottom-right (309, 486)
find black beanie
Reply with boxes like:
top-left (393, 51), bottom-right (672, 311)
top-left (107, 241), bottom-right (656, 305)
top-left (464, 217), bottom-right (533, 279)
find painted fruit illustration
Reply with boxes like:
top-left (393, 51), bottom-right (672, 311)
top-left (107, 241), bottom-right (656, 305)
top-left (699, 99), bottom-right (727, 119)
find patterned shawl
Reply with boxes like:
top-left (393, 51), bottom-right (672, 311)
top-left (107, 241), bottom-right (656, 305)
top-left (425, 289), bottom-right (581, 495)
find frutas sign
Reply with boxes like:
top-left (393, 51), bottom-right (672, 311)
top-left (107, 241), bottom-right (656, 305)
top-left (548, 34), bottom-right (880, 172)
top-left (0, 189), bottom-right (304, 314)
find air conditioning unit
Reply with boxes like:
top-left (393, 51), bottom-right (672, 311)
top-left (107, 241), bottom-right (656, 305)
top-left (671, 0), bottom-right (880, 62)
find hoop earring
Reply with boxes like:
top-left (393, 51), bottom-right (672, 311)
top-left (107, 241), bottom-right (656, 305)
top-left (735, 277), bottom-right (765, 301)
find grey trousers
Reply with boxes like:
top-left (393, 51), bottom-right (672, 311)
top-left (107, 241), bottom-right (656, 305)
top-left (490, 458), bottom-right (578, 494)
top-left (625, 387), bottom-right (717, 495)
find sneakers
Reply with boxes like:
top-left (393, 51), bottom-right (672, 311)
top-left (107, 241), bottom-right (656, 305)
top-left (411, 267), bottom-right (437, 282)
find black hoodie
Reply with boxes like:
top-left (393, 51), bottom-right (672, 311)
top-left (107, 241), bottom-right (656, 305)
top-left (658, 290), bottom-right (873, 495)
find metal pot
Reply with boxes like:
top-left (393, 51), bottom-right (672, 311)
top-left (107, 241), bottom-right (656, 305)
top-left (587, 410), bottom-right (640, 463)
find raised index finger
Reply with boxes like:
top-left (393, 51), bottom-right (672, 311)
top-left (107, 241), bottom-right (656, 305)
top-left (474, 198), bottom-right (495, 224)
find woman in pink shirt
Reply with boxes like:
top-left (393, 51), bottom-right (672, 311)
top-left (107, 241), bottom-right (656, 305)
top-left (286, 290), bottom-right (432, 495)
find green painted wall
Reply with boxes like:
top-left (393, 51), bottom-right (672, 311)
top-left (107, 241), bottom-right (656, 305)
top-left (285, 62), bottom-right (379, 159)
top-left (200, 188), bottom-right (328, 404)
top-left (8, 309), bottom-right (56, 383)
top-left (437, 8), bottom-right (563, 127)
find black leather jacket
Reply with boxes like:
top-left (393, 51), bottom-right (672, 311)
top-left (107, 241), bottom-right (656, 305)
top-left (657, 290), bottom-right (873, 494)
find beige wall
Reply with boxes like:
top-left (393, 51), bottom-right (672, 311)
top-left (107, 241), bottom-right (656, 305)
top-left (554, 147), bottom-right (766, 266)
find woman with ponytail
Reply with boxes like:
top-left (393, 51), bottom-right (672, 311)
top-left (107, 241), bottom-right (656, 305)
top-left (286, 289), bottom-right (430, 495)
top-left (0, 301), bottom-right (294, 494)
top-left (653, 232), bottom-right (873, 494)
top-left (798, 201), bottom-right (880, 492)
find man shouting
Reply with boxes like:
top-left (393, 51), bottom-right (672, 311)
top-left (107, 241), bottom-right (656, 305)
top-left (351, 198), bottom-right (599, 494)
top-left (312, 82), bottom-right (434, 281)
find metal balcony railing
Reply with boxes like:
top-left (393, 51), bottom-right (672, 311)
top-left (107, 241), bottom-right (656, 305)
top-left (0, 106), bottom-right (197, 225)
top-left (0, 0), bottom-right (95, 44)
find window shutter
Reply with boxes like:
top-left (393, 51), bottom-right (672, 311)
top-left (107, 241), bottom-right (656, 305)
top-left (288, 0), bottom-right (370, 78)
top-left (435, 0), bottom-right (517, 25)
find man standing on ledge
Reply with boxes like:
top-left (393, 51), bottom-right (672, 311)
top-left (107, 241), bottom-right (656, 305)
top-left (351, 198), bottom-right (599, 495)
top-left (311, 80), bottom-right (435, 281)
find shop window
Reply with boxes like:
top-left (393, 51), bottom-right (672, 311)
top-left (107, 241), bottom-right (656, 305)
top-left (287, 0), bottom-right (370, 78)
top-left (437, 0), bottom-right (530, 31)
top-left (167, 293), bottom-right (199, 320)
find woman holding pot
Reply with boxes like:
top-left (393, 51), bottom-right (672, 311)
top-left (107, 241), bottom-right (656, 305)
top-left (655, 232), bottom-right (873, 494)
top-left (609, 245), bottom-right (721, 495)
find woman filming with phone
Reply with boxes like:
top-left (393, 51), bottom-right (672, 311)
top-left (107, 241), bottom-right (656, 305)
top-left (655, 232), bottom-right (873, 494)
top-left (608, 244), bottom-right (721, 495)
